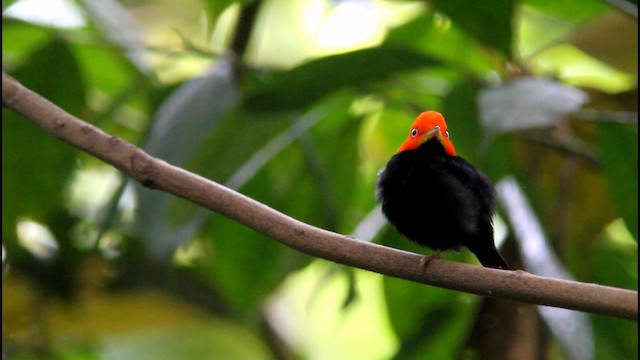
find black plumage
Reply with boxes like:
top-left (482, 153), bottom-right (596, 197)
top-left (376, 115), bottom-right (508, 270)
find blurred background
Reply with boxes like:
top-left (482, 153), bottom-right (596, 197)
top-left (2, 0), bottom-right (637, 359)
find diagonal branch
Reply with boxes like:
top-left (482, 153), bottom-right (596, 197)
top-left (2, 72), bottom-right (637, 321)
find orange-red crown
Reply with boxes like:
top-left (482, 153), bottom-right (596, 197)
top-left (397, 111), bottom-right (456, 156)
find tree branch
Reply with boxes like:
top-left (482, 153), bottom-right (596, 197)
top-left (2, 72), bottom-right (637, 321)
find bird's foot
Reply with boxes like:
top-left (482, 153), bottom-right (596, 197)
top-left (419, 251), bottom-right (443, 269)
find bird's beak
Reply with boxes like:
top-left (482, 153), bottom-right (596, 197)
top-left (425, 127), bottom-right (444, 142)
top-left (424, 126), bottom-right (457, 156)
top-left (397, 125), bottom-right (455, 155)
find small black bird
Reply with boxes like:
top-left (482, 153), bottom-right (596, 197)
top-left (376, 111), bottom-right (508, 270)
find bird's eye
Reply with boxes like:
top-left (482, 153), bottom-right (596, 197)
top-left (445, 131), bottom-right (450, 139)
top-left (434, 125), bottom-right (440, 130)
top-left (411, 129), bottom-right (418, 137)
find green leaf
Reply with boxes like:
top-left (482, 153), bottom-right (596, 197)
top-left (591, 221), bottom-right (638, 359)
top-left (198, 94), bottom-right (357, 316)
top-left (201, 0), bottom-right (239, 35)
top-left (567, 9), bottom-right (638, 75)
top-left (598, 122), bottom-right (638, 240)
top-left (523, 0), bottom-right (606, 24)
top-left (1, 18), bottom-right (53, 70)
top-left (441, 80), bottom-right (484, 160)
top-left (242, 46), bottom-right (440, 112)
top-left (188, 108), bottom-right (292, 187)
top-left (2, 0), bottom-right (20, 11)
top-left (79, 0), bottom-right (149, 73)
top-left (478, 77), bottom-right (588, 133)
top-left (202, 215), bottom-right (311, 318)
top-left (380, 224), bottom-right (504, 360)
top-left (101, 320), bottom-right (273, 360)
top-left (2, 39), bottom-right (84, 243)
top-left (70, 40), bottom-right (144, 97)
top-left (308, 110), bottom-right (363, 231)
top-left (144, 63), bottom-right (239, 166)
top-left (134, 60), bottom-right (239, 259)
top-left (440, 80), bottom-right (513, 181)
top-left (384, 12), bottom-right (496, 74)
top-left (381, 249), bottom-right (478, 359)
top-left (431, 0), bottom-right (515, 56)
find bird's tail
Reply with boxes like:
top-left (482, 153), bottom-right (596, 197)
top-left (472, 246), bottom-right (509, 270)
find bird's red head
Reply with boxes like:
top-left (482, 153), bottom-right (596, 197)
top-left (397, 111), bottom-right (456, 156)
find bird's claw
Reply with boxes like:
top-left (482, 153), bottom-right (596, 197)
top-left (419, 251), bottom-right (443, 269)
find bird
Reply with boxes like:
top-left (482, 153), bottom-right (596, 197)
top-left (376, 110), bottom-right (509, 270)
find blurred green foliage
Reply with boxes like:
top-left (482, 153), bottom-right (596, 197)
top-left (2, 0), bottom-right (637, 359)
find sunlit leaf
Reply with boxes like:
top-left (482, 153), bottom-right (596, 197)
top-left (567, 10), bottom-right (638, 75)
top-left (523, 0), bottom-right (606, 24)
top-left (384, 13), bottom-right (496, 75)
top-left (2, 0), bottom-right (20, 11)
top-left (431, 0), bottom-right (514, 56)
top-left (529, 44), bottom-right (637, 93)
top-left (201, 0), bottom-right (239, 35)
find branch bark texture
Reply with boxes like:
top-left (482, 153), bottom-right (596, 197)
top-left (2, 72), bottom-right (637, 321)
